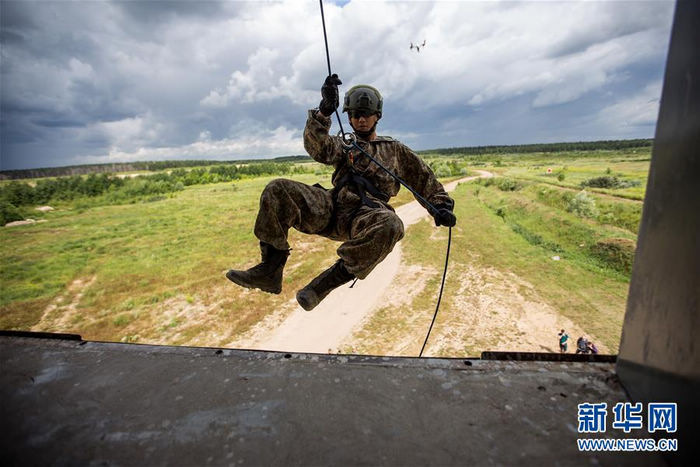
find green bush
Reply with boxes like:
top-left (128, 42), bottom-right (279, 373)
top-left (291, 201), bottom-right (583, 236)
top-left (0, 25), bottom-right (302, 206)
top-left (616, 179), bottom-right (642, 189)
top-left (590, 238), bottom-right (636, 274)
top-left (0, 201), bottom-right (26, 226)
top-left (596, 202), bottom-right (642, 234)
top-left (509, 222), bottom-right (563, 252)
top-left (582, 176), bottom-right (619, 188)
top-left (568, 190), bottom-right (599, 218)
top-left (536, 187), bottom-right (573, 211)
top-left (498, 178), bottom-right (522, 191)
top-left (581, 175), bottom-right (640, 190)
top-left (434, 164), bottom-right (452, 178)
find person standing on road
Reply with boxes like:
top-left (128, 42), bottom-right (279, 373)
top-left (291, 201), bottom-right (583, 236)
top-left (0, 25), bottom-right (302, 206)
top-left (226, 75), bottom-right (456, 311)
top-left (558, 329), bottom-right (569, 353)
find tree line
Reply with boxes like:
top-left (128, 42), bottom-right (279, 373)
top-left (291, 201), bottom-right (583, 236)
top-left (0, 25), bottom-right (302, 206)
top-left (421, 139), bottom-right (653, 156)
top-left (0, 161), bottom-right (312, 225)
top-left (1, 139), bottom-right (652, 181)
top-left (0, 155), bottom-right (311, 181)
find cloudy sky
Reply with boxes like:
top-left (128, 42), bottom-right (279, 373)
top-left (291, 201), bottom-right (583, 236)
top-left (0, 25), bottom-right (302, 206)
top-left (1, 0), bottom-right (675, 170)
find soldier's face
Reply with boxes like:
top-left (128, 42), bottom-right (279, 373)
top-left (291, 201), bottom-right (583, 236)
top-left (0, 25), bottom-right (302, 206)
top-left (349, 112), bottom-right (379, 133)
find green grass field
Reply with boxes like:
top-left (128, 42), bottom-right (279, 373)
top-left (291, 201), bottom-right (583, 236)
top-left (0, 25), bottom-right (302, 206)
top-left (345, 149), bottom-right (648, 356)
top-left (1, 149), bottom-right (648, 354)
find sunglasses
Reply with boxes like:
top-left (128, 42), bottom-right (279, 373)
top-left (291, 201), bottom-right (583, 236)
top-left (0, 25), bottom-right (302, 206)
top-left (349, 110), bottom-right (375, 119)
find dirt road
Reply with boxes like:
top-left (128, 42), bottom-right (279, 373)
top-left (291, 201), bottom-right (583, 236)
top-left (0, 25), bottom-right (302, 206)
top-left (235, 171), bottom-right (493, 353)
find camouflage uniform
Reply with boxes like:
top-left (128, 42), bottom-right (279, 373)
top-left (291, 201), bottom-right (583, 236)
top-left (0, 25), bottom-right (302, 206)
top-left (252, 109), bottom-right (454, 279)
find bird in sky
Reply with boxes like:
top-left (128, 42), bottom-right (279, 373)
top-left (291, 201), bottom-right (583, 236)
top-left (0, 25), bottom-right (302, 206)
top-left (410, 40), bottom-right (426, 53)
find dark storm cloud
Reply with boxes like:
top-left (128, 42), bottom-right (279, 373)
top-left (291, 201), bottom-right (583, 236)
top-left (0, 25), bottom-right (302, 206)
top-left (116, 0), bottom-right (230, 22)
top-left (0, 0), bottom-right (676, 170)
top-left (545, 2), bottom-right (668, 59)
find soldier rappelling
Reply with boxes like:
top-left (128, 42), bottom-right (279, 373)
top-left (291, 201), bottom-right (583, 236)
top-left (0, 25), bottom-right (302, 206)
top-left (226, 75), bottom-right (456, 311)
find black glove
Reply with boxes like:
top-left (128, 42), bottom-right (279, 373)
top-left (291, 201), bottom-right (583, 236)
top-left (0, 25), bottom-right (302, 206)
top-left (319, 74), bottom-right (342, 117)
top-left (433, 207), bottom-right (457, 227)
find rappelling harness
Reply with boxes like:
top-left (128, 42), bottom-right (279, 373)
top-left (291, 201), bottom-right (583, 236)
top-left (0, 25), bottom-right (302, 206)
top-left (318, 0), bottom-right (451, 357)
top-left (333, 169), bottom-right (390, 210)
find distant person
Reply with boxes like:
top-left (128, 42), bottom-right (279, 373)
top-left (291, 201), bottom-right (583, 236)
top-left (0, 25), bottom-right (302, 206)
top-left (226, 75), bottom-right (456, 310)
top-left (587, 341), bottom-right (599, 354)
top-left (558, 329), bottom-right (569, 353)
top-left (576, 336), bottom-right (589, 354)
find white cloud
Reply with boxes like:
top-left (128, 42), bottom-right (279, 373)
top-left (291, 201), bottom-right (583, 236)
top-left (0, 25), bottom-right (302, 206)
top-left (202, 48), bottom-right (282, 107)
top-left (73, 124), bottom-right (303, 165)
top-left (597, 81), bottom-right (663, 129)
top-left (90, 113), bottom-right (165, 152)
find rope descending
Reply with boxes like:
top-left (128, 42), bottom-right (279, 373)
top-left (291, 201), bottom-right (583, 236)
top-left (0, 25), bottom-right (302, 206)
top-left (318, 0), bottom-right (452, 357)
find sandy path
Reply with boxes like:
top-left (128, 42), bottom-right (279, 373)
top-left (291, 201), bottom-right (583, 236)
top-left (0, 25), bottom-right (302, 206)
top-left (241, 171), bottom-right (492, 353)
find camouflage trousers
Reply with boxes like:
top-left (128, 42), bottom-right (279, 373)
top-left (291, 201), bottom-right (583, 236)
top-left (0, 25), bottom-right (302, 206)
top-left (253, 178), bottom-right (405, 279)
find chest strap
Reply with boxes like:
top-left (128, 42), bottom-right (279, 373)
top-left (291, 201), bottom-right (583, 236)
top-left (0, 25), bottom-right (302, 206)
top-left (333, 171), bottom-right (389, 209)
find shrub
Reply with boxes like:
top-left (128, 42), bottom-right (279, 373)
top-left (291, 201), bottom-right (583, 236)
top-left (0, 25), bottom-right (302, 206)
top-left (0, 181), bottom-right (35, 206)
top-left (0, 201), bottom-right (26, 226)
top-left (113, 314), bottom-right (131, 326)
top-left (596, 202), bottom-right (642, 233)
top-left (510, 222), bottom-right (563, 252)
top-left (435, 164), bottom-right (452, 178)
top-left (497, 178), bottom-right (522, 191)
top-left (616, 179), bottom-right (641, 189)
top-left (590, 238), bottom-right (636, 274)
top-left (581, 175), bottom-right (641, 190)
top-left (568, 190), bottom-right (599, 218)
top-left (581, 176), bottom-right (619, 188)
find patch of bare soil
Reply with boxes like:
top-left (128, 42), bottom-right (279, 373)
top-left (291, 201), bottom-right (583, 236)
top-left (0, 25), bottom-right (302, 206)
top-left (338, 263), bottom-right (438, 355)
top-left (226, 297), bottom-right (302, 349)
top-left (5, 219), bottom-right (48, 227)
top-left (141, 293), bottom-right (231, 346)
top-left (426, 265), bottom-right (609, 356)
top-left (32, 276), bottom-right (97, 333)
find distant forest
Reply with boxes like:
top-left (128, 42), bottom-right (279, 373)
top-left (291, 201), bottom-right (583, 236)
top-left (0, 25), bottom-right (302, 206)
top-left (422, 138), bottom-right (653, 156)
top-left (0, 160), bottom-right (318, 225)
top-left (0, 139), bottom-right (653, 180)
top-left (0, 155), bottom-right (311, 180)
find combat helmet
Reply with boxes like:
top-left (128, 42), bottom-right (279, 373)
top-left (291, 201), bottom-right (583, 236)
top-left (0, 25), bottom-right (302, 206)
top-left (343, 85), bottom-right (383, 119)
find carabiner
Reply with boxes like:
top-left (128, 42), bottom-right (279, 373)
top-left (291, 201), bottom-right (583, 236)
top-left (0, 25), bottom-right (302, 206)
top-left (337, 130), bottom-right (356, 151)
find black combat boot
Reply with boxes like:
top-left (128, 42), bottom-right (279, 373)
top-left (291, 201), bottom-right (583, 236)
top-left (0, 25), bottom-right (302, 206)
top-left (296, 259), bottom-right (355, 311)
top-left (226, 242), bottom-right (290, 294)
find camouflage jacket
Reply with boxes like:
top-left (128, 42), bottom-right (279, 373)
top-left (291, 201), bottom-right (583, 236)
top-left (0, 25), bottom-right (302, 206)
top-left (303, 109), bottom-right (454, 213)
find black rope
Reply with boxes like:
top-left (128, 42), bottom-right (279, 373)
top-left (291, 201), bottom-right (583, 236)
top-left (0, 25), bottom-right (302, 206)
top-left (350, 141), bottom-right (440, 216)
top-left (419, 226), bottom-right (451, 357)
top-left (318, 0), bottom-right (348, 138)
top-left (318, 0), bottom-right (450, 357)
